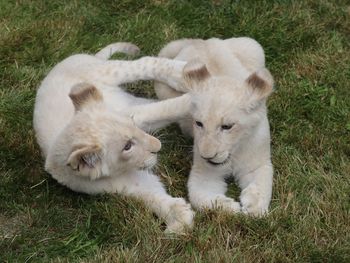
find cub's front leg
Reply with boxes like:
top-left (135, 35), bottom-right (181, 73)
top-left (96, 57), bottom-right (190, 92)
top-left (128, 94), bottom-right (191, 132)
top-left (116, 170), bottom-right (194, 234)
top-left (238, 163), bottom-right (273, 216)
top-left (187, 163), bottom-right (241, 213)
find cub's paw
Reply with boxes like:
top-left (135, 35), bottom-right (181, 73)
top-left (213, 196), bottom-right (241, 213)
top-left (240, 186), bottom-right (269, 217)
top-left (107, 42), bottom-right (140, 56)
top-left (121, 43), bottom-right (140, 56)
top-left (165, 198), bottom-right (195, 234)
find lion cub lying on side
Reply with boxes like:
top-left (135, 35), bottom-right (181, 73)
top-left (33, 42), bottom-right (194, 233)
top-left (155, 37), bottom-right (274, 216)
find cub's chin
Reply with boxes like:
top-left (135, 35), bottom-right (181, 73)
top-left (141, 154), bottom-right (158, 170)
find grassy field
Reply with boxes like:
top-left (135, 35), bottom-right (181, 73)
top-left (1, 0), bottom-right (349, 262)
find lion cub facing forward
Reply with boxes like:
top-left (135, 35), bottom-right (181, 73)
top-left (34, 43), bottom-right (194, 233)
top-left (155, 37), bottom-right (274, 216)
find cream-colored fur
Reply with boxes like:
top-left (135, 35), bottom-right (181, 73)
top-left (33, 42), bottom-right (194, 233)
top-left (154, 37), bottom-right (274, 216)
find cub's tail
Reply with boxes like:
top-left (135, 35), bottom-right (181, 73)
top-left (95, 42), bottom-right (140, 60)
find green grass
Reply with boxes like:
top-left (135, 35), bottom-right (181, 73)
top-left (1, 0), bottom-right (349, 262)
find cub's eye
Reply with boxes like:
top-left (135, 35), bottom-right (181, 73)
top-left (221, 124), bottom-right (234, 130)
top-left (123, 140), bottom-right (133, 151)
top-left (195, 121), bottom-right (203, 128)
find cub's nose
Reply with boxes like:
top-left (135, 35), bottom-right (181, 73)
top-left (150, 137), bottom-right (161, 153)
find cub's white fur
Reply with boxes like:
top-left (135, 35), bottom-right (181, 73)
top-left (154, 37), bottom-right (274, 216)
top-left (33, 42), bottom-right (194, 233)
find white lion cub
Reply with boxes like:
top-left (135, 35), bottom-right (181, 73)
top-left (154, 37), bottom-right (274, 216)
top-left (33, 42), bottom-right (194, 233)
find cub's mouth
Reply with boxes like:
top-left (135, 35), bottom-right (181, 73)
top-left (207, 154), bottom-right (231, 166)
top-left (141, 154), bottom-right (157, 170)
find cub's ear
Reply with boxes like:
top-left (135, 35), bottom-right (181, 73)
top-left (67, 145), bottom-right (103, 180)
top-left (183, 60), bottom-right (211, 85)
top-left (245, 68), bottom-right (274, 101)
top-left (69, 83), bottom-right (103, 111)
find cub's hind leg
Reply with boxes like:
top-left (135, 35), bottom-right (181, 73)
top-left (154, 39), bottom-right (199, 136)
top-left (154, 81), bottom-right (184, 100)
top-left (225, 37), bottom-right (266, 71)
top-left (158, 39), bottom-right (196, 59)
top-left (154, 39), bottom-right (195, 100)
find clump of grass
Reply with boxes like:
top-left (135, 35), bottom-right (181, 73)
top-left (0, 0), bottom-right (349, 262)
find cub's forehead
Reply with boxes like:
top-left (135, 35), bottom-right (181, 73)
top-left (190, 93), bottom-right (247, 124)
top-left (105, 113), bottom-right (145, 136)
top-left (191, 90), bottom-right (241, 113)
top-left (78, 109), bottom-right (135, 132)
top-left (190, 76), bottom-right (247, 112)
top-left (111, 113), bottom-right (134, 126)
top-left (93, 108), bottom-right (133, 125)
